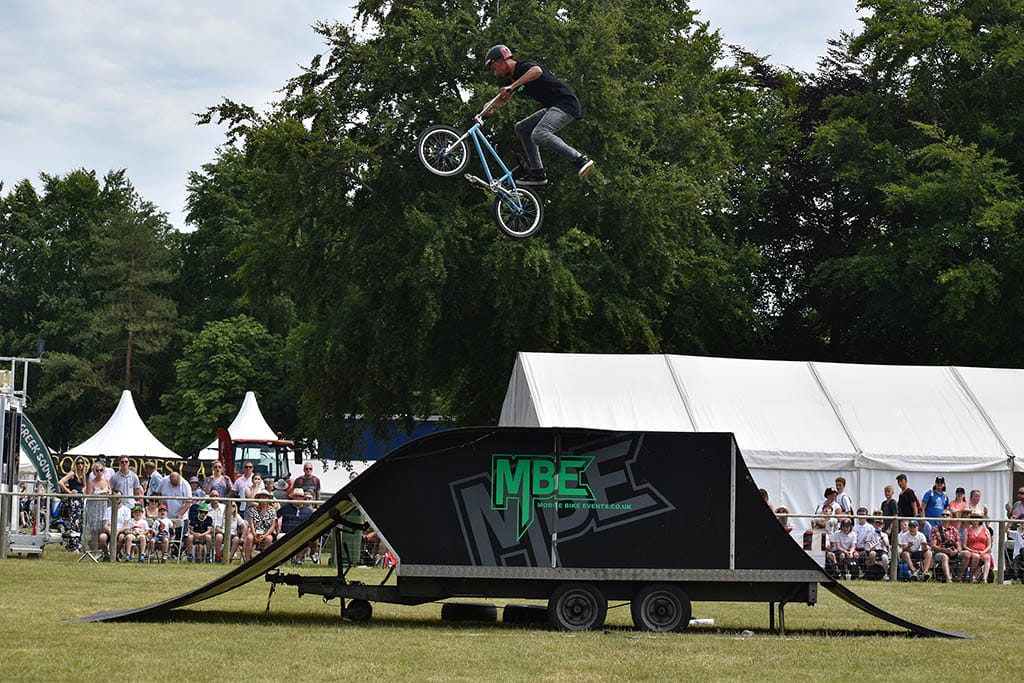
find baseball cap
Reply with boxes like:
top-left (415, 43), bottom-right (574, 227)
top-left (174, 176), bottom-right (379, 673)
top-left (909, 520), bottom-right (919, 526)
top-left (158, 504), bottom-right (168, 511)
top-left (189, 476), bottom-right (200, 484)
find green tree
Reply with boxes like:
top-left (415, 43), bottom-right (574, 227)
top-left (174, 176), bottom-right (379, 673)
top-left (150, 315), bottom-right (292, 455)
top-left (197, 0), bottom-right (781, 446)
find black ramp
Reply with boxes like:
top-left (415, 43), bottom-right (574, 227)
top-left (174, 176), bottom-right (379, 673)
top-left (77, 427), bottom-right (969, 637)
top-left (75, 494), bottom-right (357, 622)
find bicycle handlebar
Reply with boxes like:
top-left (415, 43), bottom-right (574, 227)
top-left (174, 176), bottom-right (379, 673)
top-left (475, 93), bottom-right (505, 125)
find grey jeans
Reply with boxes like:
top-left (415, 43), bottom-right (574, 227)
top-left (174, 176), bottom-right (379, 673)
top-left (514, 107), bottom-right (581, 170)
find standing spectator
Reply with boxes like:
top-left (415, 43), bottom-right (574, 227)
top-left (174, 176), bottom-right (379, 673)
top-left (290, 463), bottom-right (321, 500)
top-left (156, 471), bottom-right (193, 520)
top-left (929, 511), bottom-right (967, 582)
top-left (247, 474), bottom-right (268, 499)
top-left (852, 508), bottom-right (873, 558)
top-left (58, 456), bottom-right (88, 553)
top-left (920, 476), bottom-right (949, 536)
top-left (898, 519), bottom-right (932, 581)
top-left (88, 455), bottom-right (113, 484)
top-left (880, 485), bottom-right (899, 533)
top-left (109, 456), bottom-right (144, 509)
top-left (834, 477), bottom-right (854, 515)
top-left (896, 474), bottom-right (921, 524)
top-left (204, 463), bottom-right (231, 498)
top-left (279, 489), bottom-right (307, 564)
top-left (966, 489), bottom-right (988, 517)
top-left (143, 497), bottom-right (161, 521)
top-left (188, 476), bottom-right (203, 498)
top-left (964, 513), bottom-right (993, 583)
top-left (272, 479), bottom-right (290, 502)
top-left (84, 462), bottom-right (113, 556)
top-left (949, 487), bottom-right (969, 514)
top-left (815, 488), bottom-right (838, 515)
top-left (232, 462), bottom-right (255, 515)
top-left (140, 460), bottom-right (161, 495)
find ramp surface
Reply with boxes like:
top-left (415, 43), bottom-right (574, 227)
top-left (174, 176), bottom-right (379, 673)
top-left (77, 428), bottom-right (969, 638)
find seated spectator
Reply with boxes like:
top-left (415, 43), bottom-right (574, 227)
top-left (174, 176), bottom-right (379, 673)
top-left (964, 513), bottom-right (993, 583)
top-left (244, 491), bottom-right (278, 561)
top-left (272, 479), bottom-right (290, 502)
top-left (114, 499), bottom-right (133, 561)
top-left (774, 506), bottom-right (793, 533)
top-left (124, 504), bottom-right (150, 563)
top-left (151, 504), bottom-right (174, 562)
top-left (207, 491), bottom-right (226, 562)
top-left (852, 507), bottom-right (872, 556)
top-left (186, 502), bottom-right (215, 563)
top-left (1005, 486), bottom-right (1024, 531)
top-left (898, 519), bottom-right (932, 581)
top-left (862, 514), bottom-right (890, 579)
top-left (832, 518), bottom-right (859, 578)
top-left (929, 510), bottom-right (967, 582)
top-left (227, 502), bottom-right (247, 563)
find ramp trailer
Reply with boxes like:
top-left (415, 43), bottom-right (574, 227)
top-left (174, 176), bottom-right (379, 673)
top-left (79, 428), bottom-right (966, 638)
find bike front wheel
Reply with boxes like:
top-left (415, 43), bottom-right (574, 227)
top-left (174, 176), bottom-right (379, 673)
top-left (417, 125), bottom-right (470, 177)
top-left (492, 186), bottom-right (544, 239)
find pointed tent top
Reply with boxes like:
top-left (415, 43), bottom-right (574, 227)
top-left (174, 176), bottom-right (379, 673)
top-left (203, 391), bottom-right (278, 451)
top-left (67, 390), bottom-right (180, 459)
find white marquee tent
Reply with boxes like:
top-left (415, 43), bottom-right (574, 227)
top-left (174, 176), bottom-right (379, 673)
top-left (499, 353), bottom-right (1021, 519)
top-left (67, 390), bottom-right (179, 459)
top-left (200, 391), bottom-right (278, 456)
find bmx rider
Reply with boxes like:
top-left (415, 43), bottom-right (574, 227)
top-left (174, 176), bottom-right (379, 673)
top-left (483, 44), bottom-right (594, 186)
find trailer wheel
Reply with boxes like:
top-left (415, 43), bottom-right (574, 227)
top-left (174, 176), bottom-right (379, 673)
top-left (344, 599), bottom-right (373, 622)
top-left (631, 583), bottom-right (691, 632)
top-left (503, 603), bottom-right (548, 624)
top-left (548, 583), bottom-right (607, 631)
top-left (440, 602), bottom-right (498, 622)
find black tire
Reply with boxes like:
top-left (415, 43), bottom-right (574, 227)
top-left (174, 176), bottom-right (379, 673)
top-left (492, 185), bottom-right (543, 239)
top-left (344, 598), bottom-right (372, 622)
top-left (502, 603), bottom-right (548, 624)
top-left (417, 125), bottom-right (470, 177)
top-left (630, 583), bottom-right (691, 632)
top-left (440, 601), bottom-right (498, 622)
top-left (547, 583), bottom-right (607, 631)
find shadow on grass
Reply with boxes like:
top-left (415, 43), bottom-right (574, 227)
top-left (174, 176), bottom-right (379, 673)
top-left (114, 608), bottom-right (918, 638)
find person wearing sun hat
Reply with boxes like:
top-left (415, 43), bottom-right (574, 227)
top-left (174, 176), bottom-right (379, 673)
top-left (186, 501), bottom-right (214, 563)
top-left (244, 491), bottom-right (278, 561)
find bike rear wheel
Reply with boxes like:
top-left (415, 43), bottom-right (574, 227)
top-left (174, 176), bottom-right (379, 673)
top-left (492, 186), bottom-right (543, 239)
top-left (417, 126), bottom-right (470, 177)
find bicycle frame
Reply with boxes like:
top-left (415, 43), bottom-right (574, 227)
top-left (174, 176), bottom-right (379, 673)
top-left (445, 96), bottom-right (525, 210)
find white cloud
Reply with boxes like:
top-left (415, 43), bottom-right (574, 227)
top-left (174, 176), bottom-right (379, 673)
top-left (0, 1), bottom-right (354, 229)
top-left (689, 0), bottom-right (866, 72)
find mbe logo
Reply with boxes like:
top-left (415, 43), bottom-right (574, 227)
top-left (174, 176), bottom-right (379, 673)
top-left (450, 435), bottom-right (675, 566)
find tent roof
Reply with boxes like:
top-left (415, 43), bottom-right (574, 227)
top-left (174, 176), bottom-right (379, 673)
top-left (499, 352), bottom-right (1019, 471)
top-left (203, 391), bottom-right (278, 451)
top-left (499, 353), bottom-right (695, 432)
top-left (67, 390), bottom-right (179, 459)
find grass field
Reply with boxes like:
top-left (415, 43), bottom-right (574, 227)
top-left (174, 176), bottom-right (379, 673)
top-left (1, 547), bottom-right (1020, 681)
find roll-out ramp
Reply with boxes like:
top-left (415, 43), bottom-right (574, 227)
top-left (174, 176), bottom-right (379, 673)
top-left (77, 428), bottom-right (968, 638)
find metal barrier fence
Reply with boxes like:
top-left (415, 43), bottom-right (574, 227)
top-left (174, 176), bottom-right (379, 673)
top-left (2, 489), bottom-right (325, 562)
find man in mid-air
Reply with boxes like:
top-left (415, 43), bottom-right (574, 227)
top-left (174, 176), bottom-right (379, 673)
top-left (484, 44), bottom-right (594, 186)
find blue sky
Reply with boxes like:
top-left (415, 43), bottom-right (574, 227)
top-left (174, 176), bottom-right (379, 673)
top-left (1, 1), bottom-right (863, 232)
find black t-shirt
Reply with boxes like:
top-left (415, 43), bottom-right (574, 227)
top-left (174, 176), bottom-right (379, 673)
top-left (897, 488), bottom-right (918, 518)
top-left (508, 60), bottom-right (582, 119)
top-left (189, 514), bottom-right (213, 534)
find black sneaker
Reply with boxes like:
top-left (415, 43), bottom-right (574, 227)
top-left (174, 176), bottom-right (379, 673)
top-left (575, 154), bottom-right (595, 177)
top-left (515, 169), bottom-right (548, 186)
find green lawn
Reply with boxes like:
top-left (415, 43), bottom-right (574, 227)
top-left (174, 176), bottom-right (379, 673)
top-left (1, 548), bottom-right (1019, 681)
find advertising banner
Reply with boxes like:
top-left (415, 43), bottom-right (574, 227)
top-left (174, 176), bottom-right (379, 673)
top-left (20, 414), bottom-right (60, 491)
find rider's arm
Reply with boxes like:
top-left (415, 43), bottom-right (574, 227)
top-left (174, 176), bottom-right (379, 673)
top-left (503, 65), bottom-right (543, 95)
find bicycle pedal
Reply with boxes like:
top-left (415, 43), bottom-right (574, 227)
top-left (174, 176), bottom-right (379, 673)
top-left (464, 173), bottom-right (486, 187)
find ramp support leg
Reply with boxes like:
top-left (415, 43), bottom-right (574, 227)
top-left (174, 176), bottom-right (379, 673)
top-left (769, 602), bottom-right (775, 632)
top-left (778, 602), bottom-right (786, 636)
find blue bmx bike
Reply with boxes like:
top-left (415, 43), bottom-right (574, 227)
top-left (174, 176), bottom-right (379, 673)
top-left (416, 95), bottom-right (544, 239)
